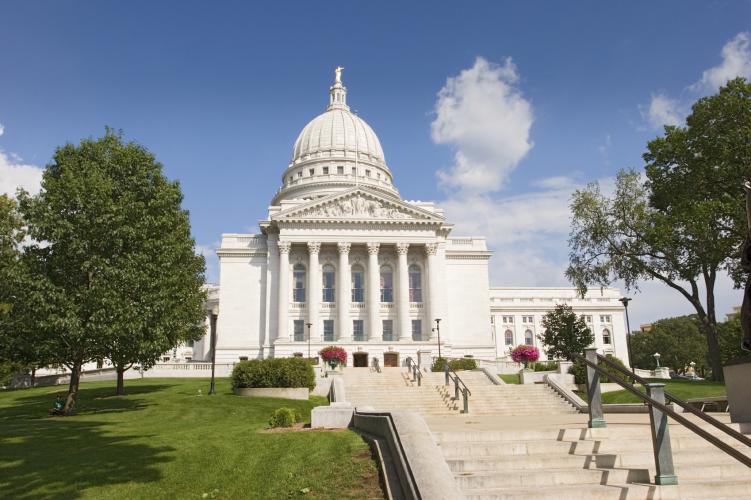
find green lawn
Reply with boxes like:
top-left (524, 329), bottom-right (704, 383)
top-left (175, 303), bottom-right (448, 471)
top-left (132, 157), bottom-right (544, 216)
top-left (499, 374), bottom-right (521, 384)
top-left (576, 379), bottom-right (727, 404)
top-left (0, 378), bottom-right (384, 500)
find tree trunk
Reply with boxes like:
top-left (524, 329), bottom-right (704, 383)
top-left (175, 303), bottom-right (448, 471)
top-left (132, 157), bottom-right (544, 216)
top-left (116, 365), bottom-right (125, 395)
top-left (704, 320), bottom-right (724, 382)
top-left (30, 367), bottom-right (36, 388)
top-left (64, 360), bottom-right (82, 414)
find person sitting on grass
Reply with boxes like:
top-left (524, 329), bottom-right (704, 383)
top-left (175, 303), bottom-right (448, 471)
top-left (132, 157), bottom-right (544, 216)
top-left (48, 396), bottom-right (65, 416)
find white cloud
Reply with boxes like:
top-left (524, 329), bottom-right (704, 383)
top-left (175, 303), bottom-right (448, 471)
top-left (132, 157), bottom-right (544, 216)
top-left (642, 93), bottom-right (684, 130)
top-left (692, 32), bottom-right (751, 92)
top-left (431, 57), bottom-right (533, 195)
top-left (0, 149), bottom-right (44, 198)
top-left (0, 122), bottom-right (4, 137)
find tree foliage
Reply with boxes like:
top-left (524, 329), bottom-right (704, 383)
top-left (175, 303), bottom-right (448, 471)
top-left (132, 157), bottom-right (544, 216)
top-left (567, 78), bottom-right (751, 380)
top-left (539, 304), bottom-right (594, 360)
top-left (6, 129), bottom-right (205, 409)
top-left (630, 316), bottom-right (708, 375)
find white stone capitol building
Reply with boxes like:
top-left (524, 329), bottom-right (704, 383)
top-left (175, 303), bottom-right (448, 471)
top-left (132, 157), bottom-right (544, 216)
top-left (205, 69), bottom-right (629, 368)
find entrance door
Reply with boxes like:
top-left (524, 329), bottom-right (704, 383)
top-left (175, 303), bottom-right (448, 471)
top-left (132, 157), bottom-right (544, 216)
top-left (353, 352), bottom-right (368, 367)
top-left (383, 352), bottom-right (399, 367)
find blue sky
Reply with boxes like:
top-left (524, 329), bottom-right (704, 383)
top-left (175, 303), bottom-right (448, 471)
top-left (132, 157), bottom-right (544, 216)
top-left (1, 1), bottom-right (750, 326)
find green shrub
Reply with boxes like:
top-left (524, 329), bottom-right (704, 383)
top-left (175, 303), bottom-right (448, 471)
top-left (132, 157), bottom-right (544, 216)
top-left (532, 361), bottom-right (559, 372)
top-left (568, 354), bottom-right (633, 385)
top-left (231, 358), bottom-right (315, 390)
top-left (431, 357), bottom-right (448, 372)
top-left (268, 407), bottom-right (302, 428)
top-left (449, 358), bottom-right (477, 371)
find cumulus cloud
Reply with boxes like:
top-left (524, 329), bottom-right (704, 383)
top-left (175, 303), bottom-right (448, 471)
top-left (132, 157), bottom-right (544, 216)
top-left (0, 122), bottom-right (4, 137)
top-left (692, 32), bottom-right (751, 92)
top-left (195, 241), bottom-right (220, 283)
top-left (0, 149), bottom-right (44, 197)
top-left (431, 57), bottom-right (533, 195)
top-left (642, 93), bottom-right (684, 129)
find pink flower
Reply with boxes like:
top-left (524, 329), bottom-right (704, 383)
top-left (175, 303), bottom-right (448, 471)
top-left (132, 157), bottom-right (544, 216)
top-left (319, 346), bottom-right (347, 364)
top-left (511, 344), bottom-right (540, 364)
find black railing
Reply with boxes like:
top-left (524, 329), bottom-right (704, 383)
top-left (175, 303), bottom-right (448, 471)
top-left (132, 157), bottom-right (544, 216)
top-left (444, 363), bottom-right (471, 413)
top-left (405, 357), bottom-right (422, 387)
top-left (574, 348), bottom-right (751, 486)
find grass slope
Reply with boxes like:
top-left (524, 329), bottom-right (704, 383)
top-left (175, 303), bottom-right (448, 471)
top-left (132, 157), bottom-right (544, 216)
top-left (499, 374), bottom-right (521, 385)
top-left (601, 379), bottom-right (726, 404)
top-left (0, 378), bottom-right (383, 500)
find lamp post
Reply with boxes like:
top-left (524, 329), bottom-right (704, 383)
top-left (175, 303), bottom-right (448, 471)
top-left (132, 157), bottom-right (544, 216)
top-left (434, 318), bottom-right (442, 359)
top-left (306, 322), bottom-right (312, 359)
top-left (208, 309), bottom-right (218, 396)
top-left (653, 352), bottom-right (661, 368)
top-left (619, 297), bottom-right (635, 375)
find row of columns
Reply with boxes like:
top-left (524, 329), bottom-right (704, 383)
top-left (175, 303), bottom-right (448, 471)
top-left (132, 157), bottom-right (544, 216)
top-left (276, 241), bottom-right (439, 342)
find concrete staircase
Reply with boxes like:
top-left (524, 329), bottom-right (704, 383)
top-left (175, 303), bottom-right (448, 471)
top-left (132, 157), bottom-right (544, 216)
top-left (342, 367), bottom-right (460, 415)
top-left (432, 415), bottom-right (751, 499)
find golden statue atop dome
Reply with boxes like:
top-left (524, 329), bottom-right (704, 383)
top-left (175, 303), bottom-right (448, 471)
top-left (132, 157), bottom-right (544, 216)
top-left (335, 66), bottom-right (344, 83)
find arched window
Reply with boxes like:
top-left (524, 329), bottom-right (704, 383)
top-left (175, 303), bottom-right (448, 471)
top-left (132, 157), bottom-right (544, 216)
top-left (351, 264), bottom-right (364, 303)
top-left (380, 265), bottom-right (393, 302)
top-left (504, 330), bottom-right (514, 346)
top-left (409, 264), bottom-right (422, 302)
top-left (293, 264), bottom-right (306, 302)
top-left (602, 328), bottom-right (612, 345)
top-left (524, 329), bottom-right (534, 345)
top-left (322, 264), bottom-right (335, 302)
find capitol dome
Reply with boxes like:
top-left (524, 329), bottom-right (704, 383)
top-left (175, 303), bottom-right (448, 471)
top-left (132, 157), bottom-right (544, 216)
top-left (273, 68), bottom-right (399, 204)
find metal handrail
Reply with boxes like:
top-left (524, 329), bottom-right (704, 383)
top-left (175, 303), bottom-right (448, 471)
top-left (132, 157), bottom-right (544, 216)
top-left (596, 353), bottom-right (751, 448)
top-left (574, 353), bottom-right (751, 469)
top-left (405, 357), bottom-right (422, 386)
top-left (444, 363), bottom-right (472, 413)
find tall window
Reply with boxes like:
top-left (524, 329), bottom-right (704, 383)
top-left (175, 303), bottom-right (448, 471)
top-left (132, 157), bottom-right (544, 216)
top-left (353, 320), bottom-right (365, 341)
top-left (294, 320), bottom-right (305, 342)
top-left (411, 319), bottom-right (422, 341)
top-left (380, 265), bottom-right (393, 302)
top-left (293, 264), bottom-right (306, 302)
top-left (351, 264), bottom-right (364, 303)
top-left (337, 165), bottom-right (344, 174)
top-left (504, 330), bottom-right (514, 346)
top-left (322, 264), bottom-right (335, 302)
top-left (323, 320), bottom-right (334, 342)
top-left (382, 320), bottom-right (394, 342)
top-left (602, 328), bottom-right (612, 345)
top-left (524, 329), bottom-right (534, 345)
top-left (409, 264), bottom-right (422, 302)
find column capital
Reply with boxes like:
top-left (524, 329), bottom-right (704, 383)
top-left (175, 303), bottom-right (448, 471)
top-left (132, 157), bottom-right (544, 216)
top-left (278, 241), bottom-right (292, 255)
top-left (366, 242), bottom-right (380, 255)
top-left (307, 241), bottom-right (321, 254)
top-left (425, 243), bottom-right (438, 256)
top-left (337, 242), bottom-right (351, 255)
top-left (396, 242), bottom-right (410, 255)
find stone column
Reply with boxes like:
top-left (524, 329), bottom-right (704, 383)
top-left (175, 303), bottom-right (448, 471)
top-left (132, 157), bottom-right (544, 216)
top-left (396, 243), bottom-right (411, 341)
top-left (426, 243), bottom-right (439, 341)
top-left (307, 242), bottom-right (321, 342)
top-left (337, 242), bottom-right (351, 341)
top-left (277, 241), bottom-right (291, 342)
top-left (367, 242), bottom-right (381, 341)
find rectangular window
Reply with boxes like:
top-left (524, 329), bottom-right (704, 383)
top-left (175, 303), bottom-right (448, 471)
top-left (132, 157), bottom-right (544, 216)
top-left (293, 320), bottom-right (305, 342)
top-left (411, 320), bottom-right (422, 341)
top-left (323, 166), bottom-right (329, 174)
top-left (522, 316), bottom-right (534, 324)
top-left (502, 315), bottom-right (514, 324)
top-left (581, 315), bottom-right (592, 323)
top-left (365, 169), bottom-right (371, 177)
top-left (309, 168), bottom-right (315, 176)
top-left (352, 166), bottom-right (357, 175)
top-left (600, 315), bottom-right (612, 323)
top-left (337, 165), bottom-right (344, 175)
top-left (353, 320), bottom-right (365, 341)
top-left (297, 171), bottom-right (302, 178)
top-left (323, 320), bottom-right (334, 342)
top-left (382, 320), bottom-right (394, 342)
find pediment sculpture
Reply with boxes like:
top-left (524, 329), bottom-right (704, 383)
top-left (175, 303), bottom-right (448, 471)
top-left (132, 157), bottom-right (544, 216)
top-left (293, 194), bottom-right (414, 220)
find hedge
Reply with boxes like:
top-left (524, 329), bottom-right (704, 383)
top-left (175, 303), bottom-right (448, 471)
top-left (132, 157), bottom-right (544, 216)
top-left (430, 357), bottom-right (478, 372)
top-left (269, 407), bottom-right (302, 428)
top-left (231, 358), bottom-right (315, 391)
top-left (568, 354), bottom-right (632, 385)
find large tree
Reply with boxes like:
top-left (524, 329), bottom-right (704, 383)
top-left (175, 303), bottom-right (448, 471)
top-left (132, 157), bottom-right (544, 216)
top-left (630, 316), bottom-right (708, 376)
top-left (567, 78), bottom-right (751, 381)
top-left (539, 304), bottom-right (594, 360)
top-left (14, 129), bottom-right (206, 409)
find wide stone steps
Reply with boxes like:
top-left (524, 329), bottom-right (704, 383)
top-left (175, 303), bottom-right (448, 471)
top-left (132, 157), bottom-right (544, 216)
top-left (434, 420), bottom-right (751, 500)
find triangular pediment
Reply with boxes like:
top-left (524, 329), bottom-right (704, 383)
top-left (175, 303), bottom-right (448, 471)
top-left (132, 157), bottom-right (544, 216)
top-left (271, 187), bottom-right (443, 224)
